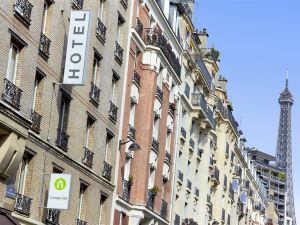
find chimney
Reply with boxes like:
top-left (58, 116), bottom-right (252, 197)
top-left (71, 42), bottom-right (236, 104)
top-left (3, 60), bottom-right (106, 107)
top-left (197, 28), bottom-right (209, 48)
top-left (218, 76), bottom-right (227, 91)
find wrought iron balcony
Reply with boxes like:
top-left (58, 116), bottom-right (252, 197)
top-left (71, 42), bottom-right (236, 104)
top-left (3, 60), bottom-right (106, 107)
top-left (189, 139), bottom-right (195, 149)
top-left (56, 129), bottom-right (69, 151)
top-left (14, 193), bottom-right (32, 215)
top-left (77, 219), bottom-right (87, 225)
top-left (160, 199), bottom-right (168, 219)
top-left (228, 110), bottom-right (239, 135)
top-left (90, 82), bottom-right (100, 105)
top-left (96, 18), bottom-right (107, 42)
top-left (14, 0), bottom-right (33, 26)
top-left (181, 127), bottom-right (186, 139)
top-left (143, 28), bottom-right (181, 79)
top-left (39, 33), bottom-right (51, 58)
top-left (194, 55), bottom-right (213, 91)
top-left (128, 124), bottom-right (136, 140)
top-left (133, 70), bottom-right (141, 86)
top-left (156, 86), bottom-right (163, 101)
top-left (194, 188), bottom-right (199, 197)
top-left (165, 151), bottom-right (171, 164)
top-left (82, 147), bottom-right (94, 168)
top-left (178, 170), bottom-right (183, 183)
top-left (102, 161), bottom-right (112, 180)
top-left (135, 17), bottom-right (143, 37)
top-left (30, 109), bottom-right (42, 133)
top-left (72, 0), bottom-right (83, 10)
top-left (3, 78), bottom-right (23, 109)
top-left (122, 179), bottom-right (131, 202)
top-left (46, 209), bottom-right (60, 225)
top-left (109, 101), bottom-right (118, 122)
top-left (238, 203), bottom-right (245, 215)
top-left (146, 189), bottom-right (156, 210)
top-left (151, 137), bottom-right (159, 152)
top-left (114, 41), bottom-right (123, 63)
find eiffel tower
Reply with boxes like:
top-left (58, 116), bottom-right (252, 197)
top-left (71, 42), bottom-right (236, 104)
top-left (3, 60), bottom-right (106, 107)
top-left (275, 73), bottom-right (297, 225)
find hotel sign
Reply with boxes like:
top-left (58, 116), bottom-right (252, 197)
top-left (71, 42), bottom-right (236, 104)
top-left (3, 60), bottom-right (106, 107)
top-left (47, 174), bottom-right (72, 210)
top-left (63, 11), bottom-right (90, 85)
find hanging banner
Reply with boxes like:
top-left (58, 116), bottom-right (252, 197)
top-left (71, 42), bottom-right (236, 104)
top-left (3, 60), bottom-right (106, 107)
top-left (47, 174), bottom-right (72, 210)
top-left (63, 11), bottom-right (90, 85)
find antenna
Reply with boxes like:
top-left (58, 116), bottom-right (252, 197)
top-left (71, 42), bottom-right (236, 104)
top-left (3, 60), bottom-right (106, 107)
top-left (285, 68), bottom-right (289, 89)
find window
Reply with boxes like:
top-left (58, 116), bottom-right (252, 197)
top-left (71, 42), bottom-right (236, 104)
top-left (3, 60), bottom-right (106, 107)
top-left (104, 130), bottom-right (114, 162)
top-left (18, 152), bottom-right (34, 195)
top-left (41, 1), bottom-right (49, 34)
top-left (92, 51), bottom-right (102, 86)
top-left (77, 183), bottom-right (88, 221)
top-left (6, 43), bottom-right (20, 83)
top-left (98, 0), bottom-right (104, 20)
top-left (85, 116), bottom-right (95, 149)
top-left (117, 12), bottom-right (125, 43)
top-left (58, 92), bottom-right (71, 132)
top-left (112, 71), bottom-right (120, 103)
top-left (32, 70), bottom-right (44, 112)
top-left (98, 193), bottom-right (108, 225)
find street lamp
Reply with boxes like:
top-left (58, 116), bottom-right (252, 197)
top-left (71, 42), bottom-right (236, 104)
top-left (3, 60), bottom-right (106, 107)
top-left (119, 140), bottom-right (141, 151)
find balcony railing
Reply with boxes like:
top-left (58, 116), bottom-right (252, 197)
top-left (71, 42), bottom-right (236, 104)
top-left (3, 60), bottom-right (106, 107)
top-left (109, 101), bottom-right (118, 122)
top-left (151, 137), bottom-right (159, 152)
top-left (143, 28), bottom-right (181, 79)
top-left (178, 170), bottom-right (183, 183)
top-left (133, 70), bottom-right (141, 86)
top-left (46, 209), bottom-right (60, 225)
top-left (122, 179), bottom-right (131, 202)
top-left (181, 127), bottom-right (187, 139)
top-left (39, 33), bottom-right (51, 58)
top-left (114, 41), bottom-right (123, 62)
top-left (72, 0), bottom-right (83, 9)
top-left (160, 199), bottom-right (168, 219)
top-left (30, 109), bottom-right (42, 133)
top-left (56, 129), bottom-right (69, 151)
top-left (14, 193), bottom-right (32, 215)
top-left (135, 17), bottom-right (143, 37)
top-left (96, 18), bottom-right (107, 42)
top-left (102, 161), bottom-right (112, 180)
top-left (82, 147), bottom-right (94, 168)
top-left (90, 82), bottom-right (100, 105)
top-left (128, 124), bottom-right (136, 140)
top-left (156, 86), bottom-right (163, 101)
top-left (228, 110), bottom-right (239, 135)
top-left (146, 189), bottom-right (156, 210)
top-left (165, 151), bottom-right (171, 164)
top-left (77, 219), bottom-right (87, 225)
top-left (14, 0), bottom-right (33, 26)
top-left (189, 139), bottom-right (195, 149)
top-left (194, 55), bottom-right (213, 91)
top-left (3, 78), bottom-right (23, 109)
top-left (211, 166), bottom-right (220, 184)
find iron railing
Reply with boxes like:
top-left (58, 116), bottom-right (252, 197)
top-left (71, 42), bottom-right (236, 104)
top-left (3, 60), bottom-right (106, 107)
top-left (133, 70), bottom-right (141, 86)
top-left (82, 147), bottom-right (94, 168)
top-left (156, 86), bottom-right (163, 101)
top-left (46, 209), bottom-right (60, 225)
top-left (136, 17), bottom-right (143, 37)
top-left (90, 82), bottom-right (100, 105)
top-left (122, 179), bottom-right (131, 202)
top-left (30, 109), bottom-right (42, 133)
top-left (39, 33), bottom-right (51, 58)
top-left (151, 137), bottom-right (159, 152)
top-left (96, 18), bottom-right (107, 41)
top-left (143, 28), bottom-right (181, 78)
top-left (128, 124), bottom-right (136, 139)
top-left (76, 219), bottom-right (87, 225)
top-left (160, 199), bottom-right (168, 219)
top-left (14, 0), bottom-right (33, 25)
top-left (102, 161), bottom-right (112, 180)
top-left (109, 101), bottom-right (118, 121)
top-left (114, 41), bottom-right (123, 62)
top-left (3, 78), bottom-right (23, 109)
top-left (194, 55), bottom-right (213, 90)
top-left (228, 109), bottom-right (239, 135)
top-left (72, 0), bottom-right (83, 9)
top-left (56, 128), bottom-right (69, 151)
top-left (14, 193), bottom-right (32, 215)
top-left (146, 189), bottom-right (156, 210)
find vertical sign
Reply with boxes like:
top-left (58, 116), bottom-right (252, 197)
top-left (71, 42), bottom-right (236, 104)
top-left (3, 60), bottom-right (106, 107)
top-left (47, 174), bottom-right (72, 210)
top-left (63, 11), bottom-right (90, 85)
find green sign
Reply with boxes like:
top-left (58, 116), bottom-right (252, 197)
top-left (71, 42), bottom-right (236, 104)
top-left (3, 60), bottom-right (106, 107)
top-left (54, 178), bottom-right (67, 191)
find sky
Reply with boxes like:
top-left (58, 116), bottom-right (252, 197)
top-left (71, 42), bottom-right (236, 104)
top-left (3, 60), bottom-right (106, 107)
top-left (193, 0), bottom-right (300, 218)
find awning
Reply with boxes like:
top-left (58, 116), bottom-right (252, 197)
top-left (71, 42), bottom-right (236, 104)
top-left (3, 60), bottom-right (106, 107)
top-left (0, 208), bottom-right (21, 225)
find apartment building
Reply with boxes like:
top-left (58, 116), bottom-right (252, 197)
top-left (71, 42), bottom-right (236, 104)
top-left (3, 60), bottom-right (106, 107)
top-left (249, 148), bottom-right (286, 225)
top-left (113, 0), bottom-right (182, 224)
top-left (0, 0), bottom-right (131, 224)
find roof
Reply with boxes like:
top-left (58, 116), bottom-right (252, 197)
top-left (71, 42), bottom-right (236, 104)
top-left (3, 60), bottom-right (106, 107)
top-left (249, 149), bottom-right (276, 161)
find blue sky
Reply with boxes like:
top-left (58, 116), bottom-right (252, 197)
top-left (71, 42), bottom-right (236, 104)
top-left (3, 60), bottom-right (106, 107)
top-left (193, 0), bottom-right (300, 218)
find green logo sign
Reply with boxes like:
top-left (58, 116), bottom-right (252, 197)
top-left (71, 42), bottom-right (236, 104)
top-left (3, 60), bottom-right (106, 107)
top-left (54, 178), bottom-right (67, 191)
